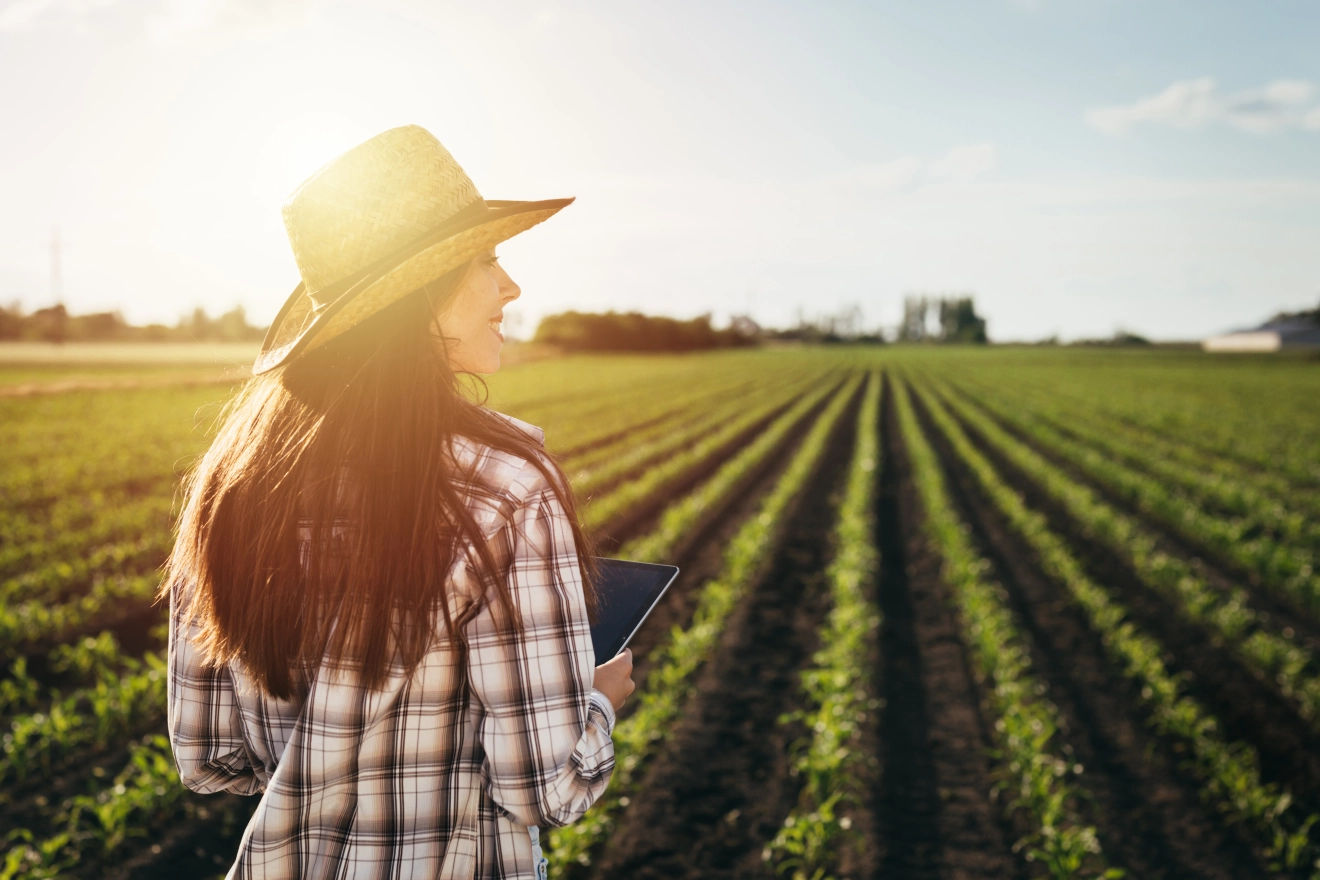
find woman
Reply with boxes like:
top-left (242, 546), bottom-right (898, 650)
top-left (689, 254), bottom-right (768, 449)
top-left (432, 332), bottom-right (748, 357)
top-left (164, 125), bottom-right (633, 880)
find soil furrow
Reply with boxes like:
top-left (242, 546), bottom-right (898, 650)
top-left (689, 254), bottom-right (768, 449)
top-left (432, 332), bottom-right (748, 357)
top-left (620, 393), bottom-right (831, 703)
top-left (585, 384), bottom-right (861, 880)
top-left (877, 376), bottom-right (1020, 880)
top-left (554, 376), bottom-right (766, 460)
top-left (870, 375), bottom-right (941, 880)
top-left (592, 378), bottom-right (841, 553)
top-left (964, 391), bottom-right (1320, 651)
top-left (947, 402), bottom-right (1320, 811)
top-left (911, 389), bottom-right (1266, 879)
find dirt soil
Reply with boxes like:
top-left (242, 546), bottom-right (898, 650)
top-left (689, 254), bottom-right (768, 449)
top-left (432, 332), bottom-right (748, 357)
top-left (949, 398), bottom-right (1320, 815)
top-left (912, 389), bottom-right (1268, 879)
top-left (587, 386), bottom-right (861, 880)
top-left (593, 376), bottom-right (841, 553)
top-left (985, 393), bottom-right (1320, 655)
top-left (872, 377), bottom-right (1021, 880)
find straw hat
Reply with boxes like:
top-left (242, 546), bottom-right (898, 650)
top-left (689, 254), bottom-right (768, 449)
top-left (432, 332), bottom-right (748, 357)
top-left (253, 125), bottom-right (573, 375)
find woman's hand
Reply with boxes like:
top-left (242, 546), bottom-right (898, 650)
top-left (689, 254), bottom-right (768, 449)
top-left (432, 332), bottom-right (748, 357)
top-left (593, 648), bottom-right (635, 712)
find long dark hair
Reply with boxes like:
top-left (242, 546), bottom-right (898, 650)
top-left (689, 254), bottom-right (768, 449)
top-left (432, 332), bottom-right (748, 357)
top-left (163, 264), bottom-right (597, 699)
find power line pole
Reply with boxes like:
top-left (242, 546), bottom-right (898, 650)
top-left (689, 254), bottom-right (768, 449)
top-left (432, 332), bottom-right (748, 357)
top-left (51, 226), bottom-right (62, 305)
top-left (49, 226), bottom-right (67, 343)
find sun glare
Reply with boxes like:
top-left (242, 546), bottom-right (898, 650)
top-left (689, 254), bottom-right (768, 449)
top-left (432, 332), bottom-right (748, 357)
top-left (259, 114), bottom-right (370, 203)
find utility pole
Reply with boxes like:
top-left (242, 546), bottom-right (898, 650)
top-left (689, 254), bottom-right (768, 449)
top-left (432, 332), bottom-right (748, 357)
top-left (51, 226), bottom-right (62, 304)
top-left (50, 226), bottom-right (67, 344)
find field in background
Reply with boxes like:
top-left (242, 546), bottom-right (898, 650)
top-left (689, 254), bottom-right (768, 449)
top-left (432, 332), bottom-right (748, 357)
top-left (1, 345), bottom-right (1318, 879)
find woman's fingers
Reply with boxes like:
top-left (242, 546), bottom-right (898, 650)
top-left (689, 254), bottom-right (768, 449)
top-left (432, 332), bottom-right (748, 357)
top-left (594, 648), bottom-right (636, 711)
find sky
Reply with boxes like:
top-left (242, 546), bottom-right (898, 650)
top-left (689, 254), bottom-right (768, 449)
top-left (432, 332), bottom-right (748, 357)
top-left (1, 0), bottom-right (1318, 342)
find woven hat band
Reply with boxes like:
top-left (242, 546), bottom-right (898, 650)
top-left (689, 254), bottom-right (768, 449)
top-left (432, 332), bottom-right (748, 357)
top-left (302, 198), bottom-right (490, 310)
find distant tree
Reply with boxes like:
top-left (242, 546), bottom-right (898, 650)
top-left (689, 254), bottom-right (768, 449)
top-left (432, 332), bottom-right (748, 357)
top-left (0, 302), bottom-right (265, 342)
top-left (898, 295), bottom-right (930, 342)
top-left (1070, 329), bottom-right (1151, 347)
top-left (68, 311), bottom-right (128, 340)
top-left (1112, 330), bottom-right (1150, 346)
top-left (179, 305), bottom-right (265, 341)
top-left (728, 313), bottom-right (762, 339)
top-left (1266, 298), bottom-right (1320, 326)
top-left (938, 297), bottom-right (988, 343)
top-left (898, 293), bottom-right (988, 344)
top-left (0, 303), bottom-right (22, 340)
top-left (534, 310), bottom-right (758, 352)
top-left (30, 304), bottom-right (68, 343)
top-left (767, 302), bottom-right (882, 344)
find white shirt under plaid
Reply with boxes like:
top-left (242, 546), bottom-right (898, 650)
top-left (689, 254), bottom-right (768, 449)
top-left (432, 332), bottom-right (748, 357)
top-left (167, 414), bottom-right (616, 879)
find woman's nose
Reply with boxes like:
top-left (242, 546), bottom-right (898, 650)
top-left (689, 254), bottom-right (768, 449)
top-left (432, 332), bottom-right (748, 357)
top-left (501, 273), bottom-right (521, 304)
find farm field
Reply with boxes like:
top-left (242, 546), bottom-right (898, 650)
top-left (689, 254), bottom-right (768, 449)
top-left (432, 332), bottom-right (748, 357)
top-left (1, 344), bottom-right (1319, 879)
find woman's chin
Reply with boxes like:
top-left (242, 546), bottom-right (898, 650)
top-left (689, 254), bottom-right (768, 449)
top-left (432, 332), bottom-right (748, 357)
top-left (447, 344), bottom-right (501, 375)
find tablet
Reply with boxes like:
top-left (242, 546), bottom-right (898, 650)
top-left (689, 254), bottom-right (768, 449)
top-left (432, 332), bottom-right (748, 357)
top-left (589, 557), bottom-right (680, 666)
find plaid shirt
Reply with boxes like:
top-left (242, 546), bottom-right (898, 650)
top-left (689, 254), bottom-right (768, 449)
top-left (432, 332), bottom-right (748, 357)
top-left (168, 413), bottom-right (616, 880)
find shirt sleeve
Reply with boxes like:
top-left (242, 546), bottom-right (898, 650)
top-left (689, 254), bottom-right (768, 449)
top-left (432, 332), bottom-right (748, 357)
top-left (465, 467), bottom-right (616, 828)
top-left (166, 581), bottom-right (264, 796)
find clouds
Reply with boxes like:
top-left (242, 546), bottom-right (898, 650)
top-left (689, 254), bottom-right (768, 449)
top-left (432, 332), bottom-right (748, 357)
top-left (1087, 77), bottom-right (1320, 136)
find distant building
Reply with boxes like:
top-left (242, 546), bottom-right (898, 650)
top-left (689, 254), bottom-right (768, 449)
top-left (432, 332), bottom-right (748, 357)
top-left (1203, 308), bottom-right (1320, 352)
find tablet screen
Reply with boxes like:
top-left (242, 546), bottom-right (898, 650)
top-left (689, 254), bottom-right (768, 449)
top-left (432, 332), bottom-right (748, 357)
top-left (589, 557), bottom-right (680, 666)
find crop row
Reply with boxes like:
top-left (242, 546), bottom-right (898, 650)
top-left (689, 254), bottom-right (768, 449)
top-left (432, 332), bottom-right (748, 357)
top-left (0, 572), bottom-right (159, 661)
top-left (488, 349), bottom-right (803, 417)
top-left (1, 637), bottom-right (165, 790)
top-left (526, 364), bottom-right (812, 458)
top-left (2, 532), bottom-right (171, 608)
top-left (764, 371), bottom-right (882, 880)
top-left (954, 359), bottom-right (1320, 490)
top-left (562, 375), bottom-right (766, 469)
top-left (617, 377), bottom-right (843, 564)
top-left (547, 375), bottom-right (861, 871)
top-left (0, 494), bottom-right (174, 584)
top-left (581, 376), bottom-right (828, 531)
top-left (894, 379), bottom-right (1111, 878)
top-left (569, 372), bottom-right (821, 501)
top-left (928, 377), bottom-right (1320, 729)
top-left (912, 377), bottom-right (1320, 875)
top-left (0, 387), bottom-right (222, 511)
top-left (3, 735), bottom-right (189, 878)
top-left (958, 382), bottom-right (1320, 619)
top-left (962, 380), bottom-right (1320, 546)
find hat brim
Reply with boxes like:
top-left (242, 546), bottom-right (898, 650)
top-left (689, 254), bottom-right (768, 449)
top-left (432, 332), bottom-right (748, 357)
top-left (253, 198), bottom-right (573, 375)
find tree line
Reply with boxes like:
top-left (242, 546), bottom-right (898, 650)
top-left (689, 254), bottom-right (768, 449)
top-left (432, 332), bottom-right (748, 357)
top-left (533, 296), bottom-right (992, 352)
top-left (533, 311), bottom-right (760, 352)
top-left (0, 295), bottom-right (997, 351)
top-left (0, 304), bottom-right (267, 343)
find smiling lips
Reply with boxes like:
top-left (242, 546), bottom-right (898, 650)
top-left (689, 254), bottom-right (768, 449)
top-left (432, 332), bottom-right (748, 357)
top-left (488, 313), bottom-right (503, 341)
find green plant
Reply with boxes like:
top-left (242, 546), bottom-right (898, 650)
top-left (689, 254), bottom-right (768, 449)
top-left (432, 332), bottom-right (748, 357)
top-left (548, 375), bottom-right (861, 871)
top-left (764, 370), bottom-right (882, 880)
top-left (913, 376), bottom-right (1320, 875)
top-left (928, 377), bottom-right (1320, 730)
top-left (894, 378), bottom-right (1112, 879)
